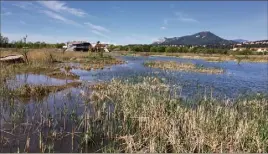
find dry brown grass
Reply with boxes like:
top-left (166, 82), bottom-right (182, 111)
top-left (145, 61), bottom-right (224, 74)
top-left (0, 48), bottom-right (124, 80)
top-left (0, 48), bottom-right (88, 63)
top-left (88, 77), bottom-right (268, 153)
top-left (12, 81), bottom-right (81, 102)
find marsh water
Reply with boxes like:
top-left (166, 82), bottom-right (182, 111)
top-left (8, 55), bottom-right (268, 100)
top-left (72, 55), bottom-right (267, 99)
top-left (1, 55), bottom-right (267, 152)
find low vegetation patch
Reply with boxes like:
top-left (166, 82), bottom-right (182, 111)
top-left (0, 77), bottom-right (267, 152)
top-left (86, 77), bottom-right (268, 152)
top-left (75, 53), bottom-right (124, 70)
top-left (46, 70), bottom-right (79, 80)
top-left (12, 81), bottom-right (81, 101)
top-left (144, 61), bottom-right (224, 74)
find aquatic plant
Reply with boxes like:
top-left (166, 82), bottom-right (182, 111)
top-left (144, 61), bottom-right (224, 74)
top-left (0, 48), bottom-right (267, 152)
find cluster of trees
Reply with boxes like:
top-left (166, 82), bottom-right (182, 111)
top-left (0, 34), bottom-right (65, 49)
top-left (1, 41), bottom-right (65, 49)
top-left (234, 44), bottom-right (268, 48)
top-left (111, 45), bottom-right (231, 54)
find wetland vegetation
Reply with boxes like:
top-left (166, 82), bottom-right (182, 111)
top-left (0, 48), bottom-right (267, 152)
top-left (144, 61), bottom-right (224, 74)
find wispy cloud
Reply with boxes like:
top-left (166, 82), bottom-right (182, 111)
top-left (38, 1), bottom-right (87, 17)
top-left (164, 12), bottom-right (199, 26)
top-left (19, 20), bottom-right (26, 25)
top-left (112, 6), bottom-right (120, 10)
top-left (1, 11), bottom-right (12, 16)
top-left (170, 4), bottom-right (175, 9)
top-left (40, 10), bottom-right (82, 27)
top-left (12, 2), bottom-right (34, 10)
top-left (120, 35), bottom-right (157, 45)
top-left (91, 30), bottom-right (109, 39)
top-left (175, 12), bottom-right (199, 23)
top-left (111, 6), bottom-right (124, 13)
top-left (84, 22), bottom-right (110, 33)
top-left (161, 26), bottom-right (167, 30)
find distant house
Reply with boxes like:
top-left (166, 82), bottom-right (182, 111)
top-left (231, 47), bottom-right (246, 51)
top-left (65, 41), bottom-right (91, 52)
top-left (256, 48), bottom-right (268, 52)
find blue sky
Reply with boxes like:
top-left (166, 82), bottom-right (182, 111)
top-left (1, 1), bottom-right (267, 45)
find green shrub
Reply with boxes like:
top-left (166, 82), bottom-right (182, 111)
top-left (165, 46), bottom-right (178, 53)
top-left (150, 46), bottom-right (157, 52)
top-left (156, 46), bottom-right (166, 52)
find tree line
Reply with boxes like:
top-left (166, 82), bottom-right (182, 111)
top-left (1, 34), bottom-right (266, 55)
top-left (0, 34), bottom-right (65, 49)
top-left (109, 44), bottom-right (267, 55)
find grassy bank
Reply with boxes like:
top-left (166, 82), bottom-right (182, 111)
top-left (144, 61), bottom-right (224, 74)
top-left (0, 77), bottom-right (267, 152)
top-left (0, 49), bottom-right (124, 79)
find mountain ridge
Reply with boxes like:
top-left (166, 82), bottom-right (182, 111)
top-left (152, 31), bottom-right (236, 45)
top-left (232, 39), bottom-right (249, 43)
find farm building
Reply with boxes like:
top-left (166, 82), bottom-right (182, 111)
top-left (63, 41), bottom-right (110, 52)
top-left (64, 41), bottom-right (91, 52)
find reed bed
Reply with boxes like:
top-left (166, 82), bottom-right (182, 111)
top-left (0, 77), bottom-right (267, 152)
top-left (0, 49), bottom-right (124, 80)
top-left (144, 61), bottom-right (224, 74)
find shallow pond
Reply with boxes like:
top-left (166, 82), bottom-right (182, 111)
top-left (6, 74), bottom-right (74, 89)
top-left (1, 55), bottom-right (267, 152)
top-left (71, 55), bottom-right (267, 99)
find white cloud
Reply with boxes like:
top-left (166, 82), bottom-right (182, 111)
top-left (1, 11), bottom-right (12, 16)
top-left (40, 10), bottom-right (82, 27)
top-left (164, 12), bottom-right (199, 25)
top-left (111, 6), bottom-right (124, 13)
top-left (12, 2), bottom-right (35, 10)
top-left (91, 30), bottom-right (109, 39)
top-left (38, 1), bottom-right (87, 17)
top-left (84, 22), bottom-right (110, 33)
top-left (170, 4), bottom-right (175, 9)
top-left (118, 34), bottom-right (157, 45)
top-left (161, 26), bottom-right (167, 30)
top-left (19, 20), bottom-right (26, 25)
top-left (175, 12), bottom-right (199, 23)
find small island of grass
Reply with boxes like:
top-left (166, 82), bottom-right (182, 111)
top-left (144, 61), bottom-right (224, 74)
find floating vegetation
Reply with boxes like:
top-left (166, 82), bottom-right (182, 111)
top-left (46, 70), bottom-right (79, 80)
top-left (12, 81), bottom-right (81, 101)
top-left (79, 59), bottom-right (124, 70)
top-left (144, 61), bottom-right (224, 74)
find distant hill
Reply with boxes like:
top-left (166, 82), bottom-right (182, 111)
top-left (232, 39), bottom-right (249, 43)
top-left (152, 31), bottom-right (235, 45)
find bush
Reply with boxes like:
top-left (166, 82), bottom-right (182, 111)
top-left (150, 46), bottom-right (157, 52)
top-left (178, 47), bottom-right (189, 53)
top-left (142, 45), bottom-right (152, 52)
top-left (235, 49), bottom-right (253, 55)
top-left (119, 45), bottom-right (129, 51)
top-left (165, 47), bottom-right (178, 53)
top-left (156, 46), bottom-right (166, 52)
top-left (129, 45), bottom-right (143, 52)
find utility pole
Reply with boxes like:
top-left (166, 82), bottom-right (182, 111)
top-left (23, 35), bottom-right (28, 44)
